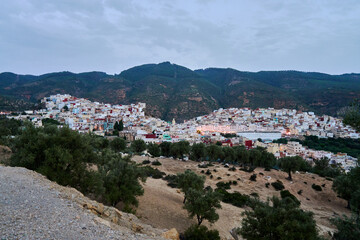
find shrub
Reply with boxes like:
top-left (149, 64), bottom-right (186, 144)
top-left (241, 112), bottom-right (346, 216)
top-left (271, 180), bottom-right (285, 191)
top-left (142, 166), bottom-right (166, 179)
top-left (325, 177), bottom-right (333, 181)
top-left (312, 184), bottom-right (322, 191)
top-left (240, 166), bottom-right (255, 173)
top-left (280, 190), bottom-right (300, 206)
top-left (229, 166), bottom-right (236, 171)
top-left (201, 170), bottom-right (205, 174)
top-left (250, 192), bottom-right (259, 198)
top-left (163, 174), bottom-right (178, 188)
top-left (184, 225), bottom-right (220, 240)
top-left (304, 181), bottom-right (307, 185)
top-left (216, 181), bottom-right (231, 190)
top-left (210, 175), bottom-right (213, 179)
top-left (151, 160), bottom-right (162, 166)
top-left (297, 190), bottom-right (303, 195)
top-left (249, 174), bottom-right (257, 182)
top-left (216, 188), bottom-right (251, 208)
top-left (205, 169), bottom-right (211, 175)
top-left (259, 172), bottom-right (264, 176)
top-left (232, 180), bottom-right (238, 185)
top-left (217, 177), bottom-right (222, 180)
top-left (265, 183), bottom-right (270, 188)
top-left (142, 160), bottom-right (151, 164)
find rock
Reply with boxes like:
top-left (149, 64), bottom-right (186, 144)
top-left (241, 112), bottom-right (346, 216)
top-left (176, 190), bottom-right (181, 194)
top-left (161, 228), bottom-right (180, 240)
top-left (131, 223), bottom-right (143, 233)
top-left (94, 217), bottom-right (111, 228)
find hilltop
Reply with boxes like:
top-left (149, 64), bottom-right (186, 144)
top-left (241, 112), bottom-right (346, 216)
top-left (1, 62), bottom-right (360, 121)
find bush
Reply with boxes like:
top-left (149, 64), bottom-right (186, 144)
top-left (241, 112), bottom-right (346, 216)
top-left (216, 188), bottom-right (251, 208)
top-left (205, 169), bottom-right (211, 175)
top-left (280, 190), bottom-right (300, 206)
top-left (184, 225), bottom-right (220, 240)
top-left (249, 174), bottom-right (257, 181)
top-left (163, 174), bottom-right (178, 188)
top-left (216, 181), bottom-right (231, 190)
top-left (217, 177), bottom-right (222, 180)
top-left (232, 180), bottom-right (238, 185)
top-left (229, 166), bottom-right (236, 171)
top-left (297, 190), bottom-right (303, 195)
top-left (271, 180), bottom-right (285, 191)
top-left (265, 183), bottom-right (270, 188)
top-left (151, 160), bottom-right (162, 166)
top-left (142, 166), bottom-right (166, 179)
top-left (142, 160), bottom-right (150, 164)
top-left (312, 184), bottom-right (322, 191)
top-left (240, 166), bottom-right (255, 173)
top-left (250, 192), bottom-right (259, 198)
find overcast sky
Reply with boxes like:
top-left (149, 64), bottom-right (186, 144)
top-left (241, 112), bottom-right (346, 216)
top-left (0, 0), bottom-right (359, 75)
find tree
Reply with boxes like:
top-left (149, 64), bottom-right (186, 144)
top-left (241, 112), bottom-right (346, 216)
top-left (190, 143), bottom-right (206, 161)
top-left (279, 156), bottom-right (304, 180)
top-left (99, 152), bottom-right (146, 208)
top-left (118, 120), bottom-right (124, 131)
top-left (184, 225), bottom-right (220, 240)
top-left (147, 143), bottom-right (160, 157)
top-left (160, 141), bottom-right (172, 157)
top-left (170, 141), bottom-right (190, 159)
top-left (332, 215), bottom-right (360, 240)
top-left (239, 197), bottom-right (321, 240)
top-left (131, 139), bottom-right (146, 154)
top-left (205, 145), bottom-right (223, 161)
top-left (110, 137), bottom-right (126, 152)
top-left (184, 188), bottom-right (222, 226)
top-left (340, 99), bottom-right (360, 131)
top-left (177, 170), bottom-right (205, 203)
top-left (332, 167), bottom-right (360, 209)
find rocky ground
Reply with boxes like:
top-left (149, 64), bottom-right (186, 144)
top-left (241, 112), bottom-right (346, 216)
top-left (0, 165), bottom-right (176, 240)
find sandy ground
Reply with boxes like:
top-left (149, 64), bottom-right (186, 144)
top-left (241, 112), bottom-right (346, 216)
top-left (133, 155), bottom-right (350, 239)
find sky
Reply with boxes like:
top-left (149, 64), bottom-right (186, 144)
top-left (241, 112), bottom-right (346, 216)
top-left (0, 0), bottom-right (359, 75)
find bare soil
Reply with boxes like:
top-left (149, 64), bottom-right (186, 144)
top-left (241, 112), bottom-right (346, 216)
top-left (133, 155), bottom-right (350, 239)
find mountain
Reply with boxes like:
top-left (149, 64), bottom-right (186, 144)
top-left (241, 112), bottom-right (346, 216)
top-left (1, 62), bottom-right (359, 121)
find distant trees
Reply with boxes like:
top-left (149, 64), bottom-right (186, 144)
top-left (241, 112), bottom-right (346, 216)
top-left (131, 139), bottom-right (146, 154)
top-left (147, 143), bottom-right (160, 157)
top-left (114, 120), bottom-right (124, 131)
top-left (341, 99), bottom-right (360, 131)
top-left (190, 143), bottom-right (206, 161)
top-left (170, 141), bottom-right (190, 160)
top-left (110, 137), bottom-right (126, 152)
top-left (184, 225), bottom-right (220, 240)
top-left (239, 197), bottom-right (321, 240)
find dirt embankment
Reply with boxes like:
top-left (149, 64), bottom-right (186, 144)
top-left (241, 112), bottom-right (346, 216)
top-left (132, 155), bottom-right (350, 239)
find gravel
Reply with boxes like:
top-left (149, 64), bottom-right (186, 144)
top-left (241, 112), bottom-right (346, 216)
top-left (0, 166), bottom-right (162, 240)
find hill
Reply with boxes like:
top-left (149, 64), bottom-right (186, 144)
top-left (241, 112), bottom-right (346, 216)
top-left (1, 62), bottom-right (359, 121)
top-left (0, 164), bottom-right (172, 239)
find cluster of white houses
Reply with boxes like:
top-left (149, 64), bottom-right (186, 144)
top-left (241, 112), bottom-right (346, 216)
top-left (8, 94), bottom-right (359, 171)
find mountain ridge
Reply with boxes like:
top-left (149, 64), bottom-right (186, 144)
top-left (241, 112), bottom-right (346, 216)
top-left (1, 62), bottom-right (360, 121)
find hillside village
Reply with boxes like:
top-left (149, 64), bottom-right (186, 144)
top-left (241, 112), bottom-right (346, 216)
top-left (5, 93), bottom-right (359, 172)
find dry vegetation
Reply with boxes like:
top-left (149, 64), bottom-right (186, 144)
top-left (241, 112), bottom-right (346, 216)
top-left (133, 155), bottom-right (350, 239)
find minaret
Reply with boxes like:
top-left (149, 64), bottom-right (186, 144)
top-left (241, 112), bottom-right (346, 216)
top-left (172, 118), bottom-right (176, 125)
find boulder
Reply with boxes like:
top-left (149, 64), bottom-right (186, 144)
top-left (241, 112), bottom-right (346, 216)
top-left (162, 228), bottom-right (180, 240)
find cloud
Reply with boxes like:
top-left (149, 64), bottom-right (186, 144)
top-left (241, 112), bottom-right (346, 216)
top-left (0, 0), bottom-right (359, 74)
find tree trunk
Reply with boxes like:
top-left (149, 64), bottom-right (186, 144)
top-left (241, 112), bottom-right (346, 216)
top-left (288, 170), bottom-right (292, 180)
top-left (197, 215), bottom-right (203, 225)
top-left (183, 196), bottom-right (186, 204)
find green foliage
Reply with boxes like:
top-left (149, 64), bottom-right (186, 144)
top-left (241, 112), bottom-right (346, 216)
top-left (177, 170), bottom-right (205, 203)
top-left (332, 167), bottom-right (360, 208)
top-left (110, 137), bottom-right (126, 152)
top-left (298, 135), bottom-right (360, 158)
top-left (184, 225), bottom-right (220, 240)
top-left (184, 188), bottom-right (222, 225)
top-left (216, 188), bottom-right (252, 208)
top-left (311, 184), bottom-right (322, 191)
top-left (142, 160), bottom-right (150, 164)
top-left (272, 138), bottom-right (288, 144)
top-left (216, 181), bottom-right (231, 190)
top-left (190, 143), bottom-right (206, 161)
top-left (332, 215), bottom-right (360, 240)
top-left (280, 190), bottom-right (300, 206)
top-left (141, 166), bottom-right (166, 179)
top-left (151, 160), bottom-right (162, 166)
top-left (99, 151), bottom-right (145, 207)
top-left (131, 139), bottom-right (146, 154)
top-left (159, 142), bottom-right (172, 157)
top-left (147, 143), bottom-right (160, 157)
top-left (163, 174), bottom-right (179, 188)
top-left (42, 118), bottom-right (61, 126)
top-left (279, 156), bottom-right (305, 180)
top-left (239, 197), bottom-right (321, 240)
top-left (249, 174), bottom-right (257, 181)
top-left (206, 144), bottom-right (223, 161)
top-left (341, 100), bottom-right (360, 131)
top-left (170, 141), bottom-right (190, 159)
top-left (0, 116), bottom-right (22, 146)
top-left (271, 180), bottom-right (285, 191)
